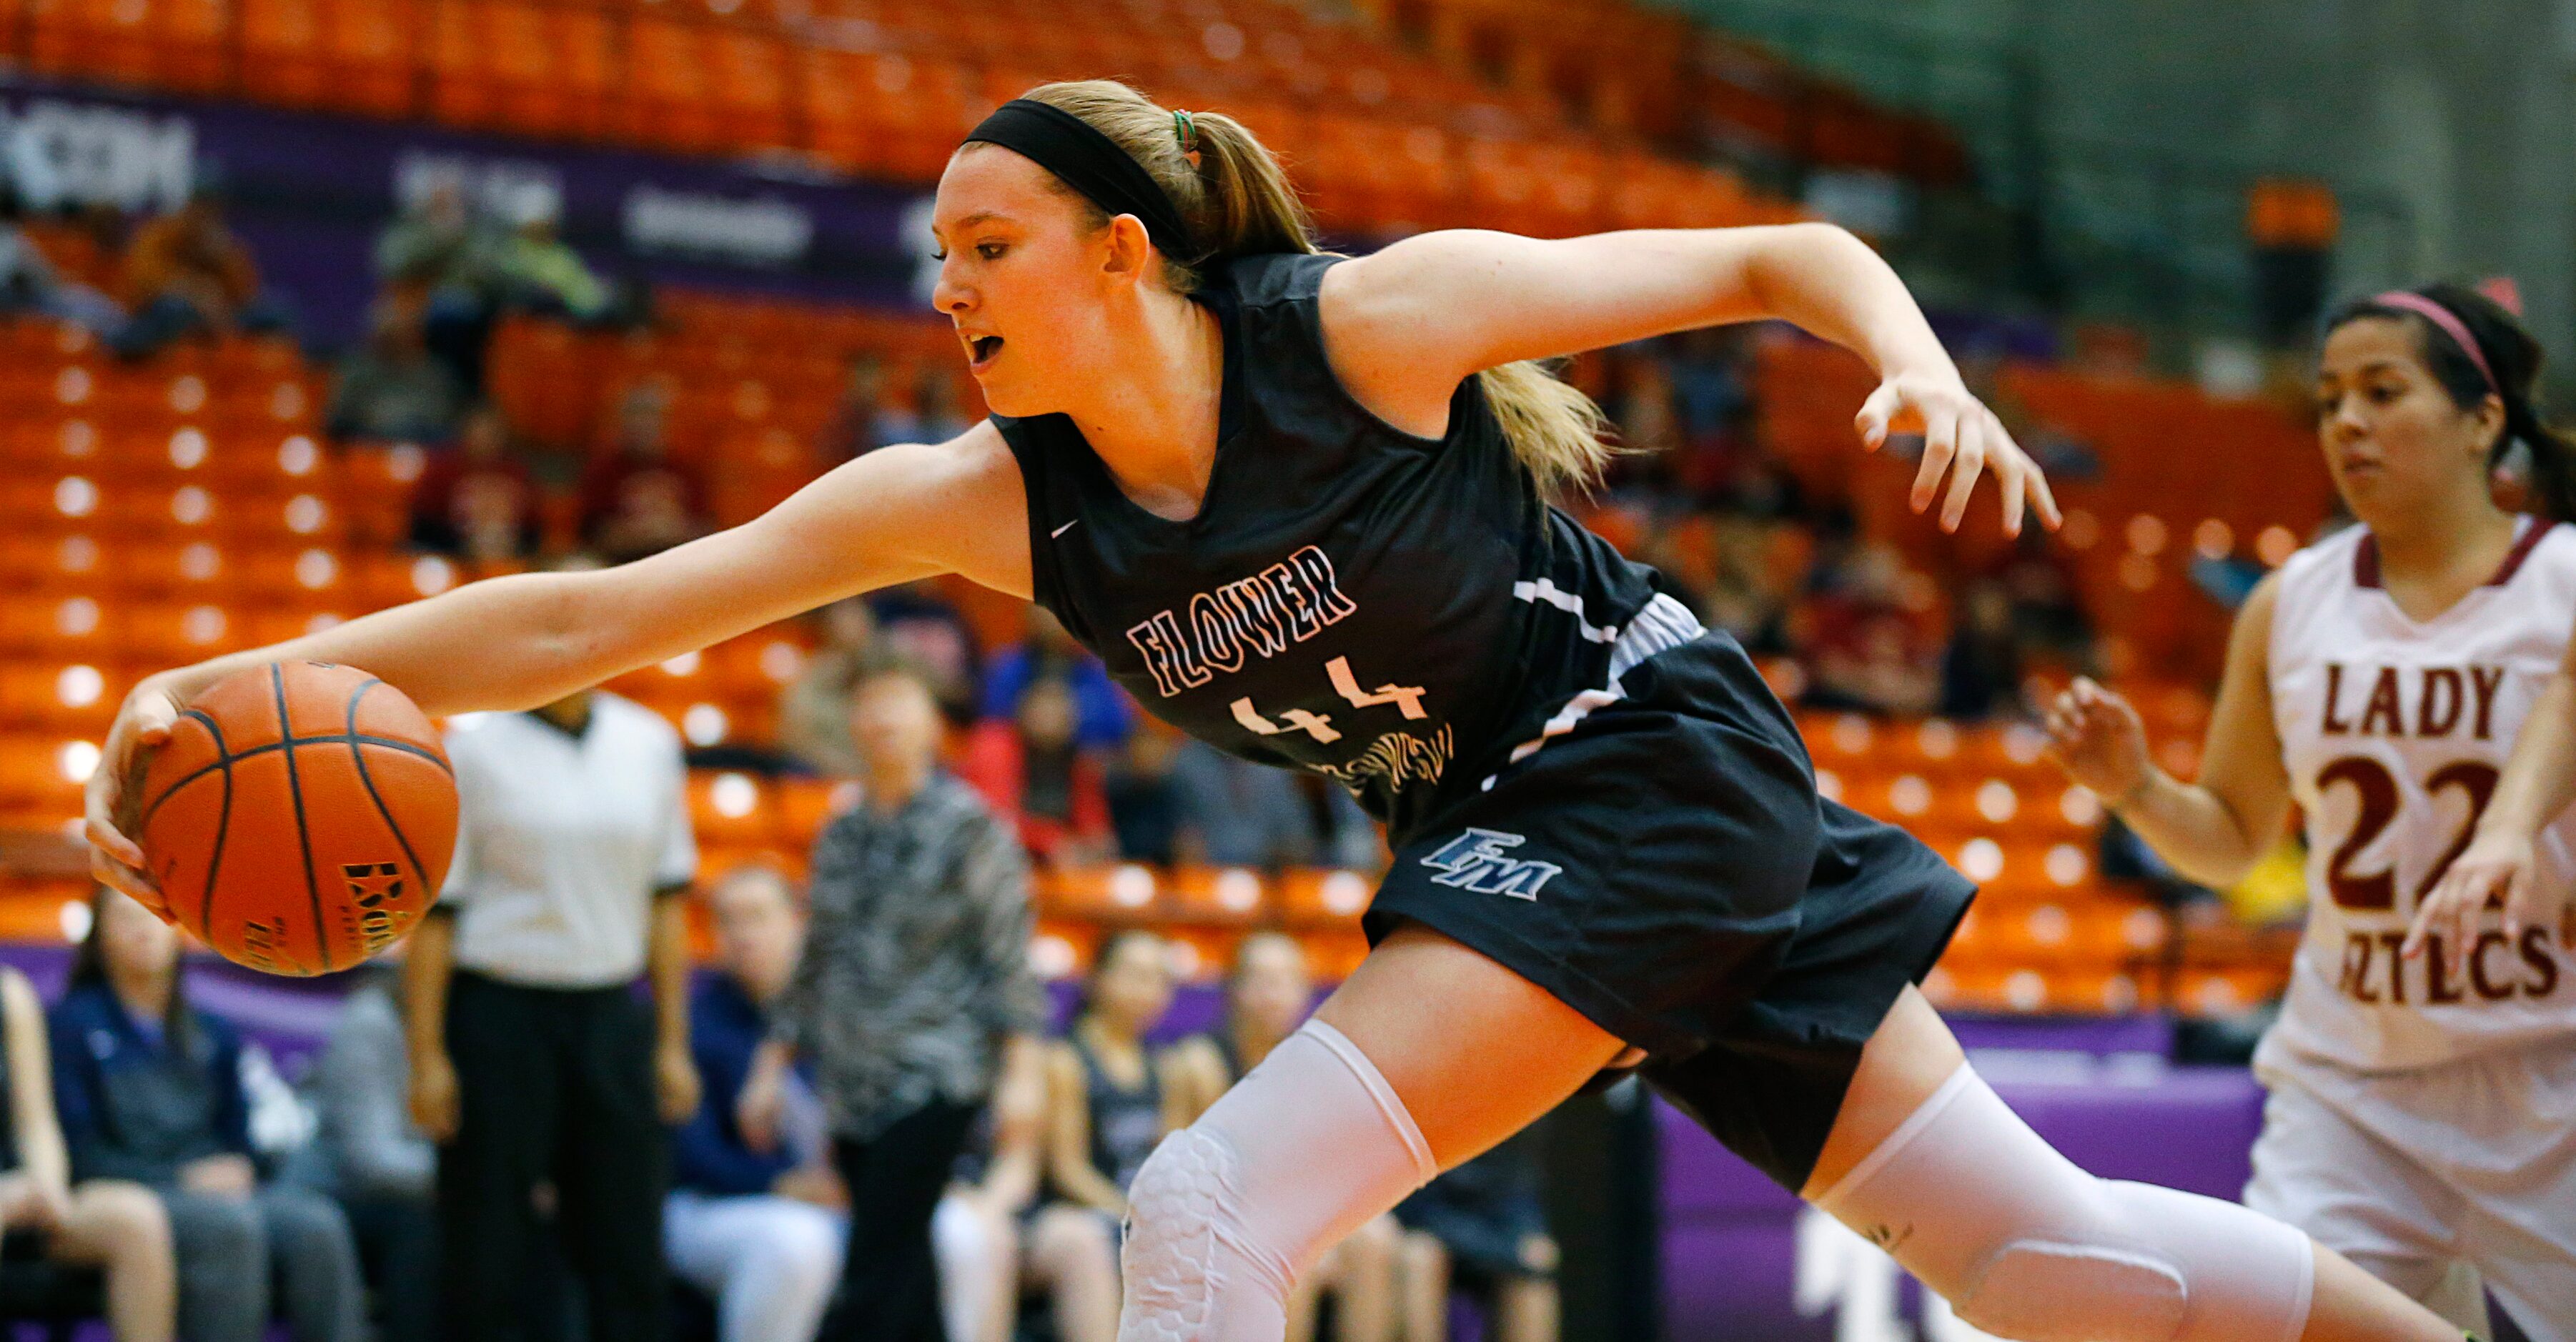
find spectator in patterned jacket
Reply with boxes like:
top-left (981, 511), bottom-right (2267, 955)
top-left (738, 661), bottom-right (1046, 1342)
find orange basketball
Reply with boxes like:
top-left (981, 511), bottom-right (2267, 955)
top-left (134, 661), bottom-right (457, 977)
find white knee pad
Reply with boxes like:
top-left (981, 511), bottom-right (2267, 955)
top-left (1119, 1019), bottom-right (1436, 1342)
top-left (1815, 1067), bottom-right (2314, 1342)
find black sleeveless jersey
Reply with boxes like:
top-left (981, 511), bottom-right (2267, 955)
top-left (996, 252), bottom-right (1668, 843)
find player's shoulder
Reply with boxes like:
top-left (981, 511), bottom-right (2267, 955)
top-left (2277, 522), bottom-right (2367, 585)
top-left (2515, 516), bottom-right (2576, 577)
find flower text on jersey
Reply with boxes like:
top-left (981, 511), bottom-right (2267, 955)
top-left (1124, 544), bottom-right (1359, 697)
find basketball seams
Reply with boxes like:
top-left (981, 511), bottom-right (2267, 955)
top-left (137, 735), bottom-right (449, 823)
top-left (139, 710), bottom-right (229, 830)
top-left (343, 678), bottom-right (434, 933)
top-left (270, 664), bottom-right (333, 976)
top-left (192, 710), bottom-right (232, 939)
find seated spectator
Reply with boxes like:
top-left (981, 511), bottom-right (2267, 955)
top-left (1800, 542), bottom-right (1938, 716)
top-left (375, 179), bottom-right (505, 394)
top-left (1394, 1131), bottom-right (1557, 1342)
top-left (776, 597), bottom-right (878, 777)
top-left (491, 194), bottom-right (608, 322)
top-left (819, 354), bottom-right (891, 461)
top-left (408, 404), bottom-right (540, 563)
top-left (931, 1038), bottom-right (1116, 1342)
top-left (375, 179), bottom-right (498, 295)
top-left (1998, 531), bottom-right (2102, 674)
top-left (1103, 727), bottom-right (1183, 867)
top-left (1166, 934), bottom-right (1397, 1342)
top-left (1043, 931), bottom-right (1178, 1226)
top-left (580, 382), bottom-right (710, 563)
top-left (1169, 740), bottom-right (1376, 870)
top-left (871, 367), bottom-right (971, 449)
top-left (0, 961), bottom-right (174, 1341)
top-left (960, 677), bottom-right (1113, 865)
top-left (302, 963), bottom-right (435, 1342)
top-left (669, 867), bottom-right (844, 1342)
top-left (979, 608), bottom-right (1134, 752)
top-left (1939, 580), bottom-right (2027, 720)
top-left (110, 175), bottom-right (289, 360)
top-left (870, 581), bottom-right (983, 722)
top-left (51, 888), bottom-right (364, 1342)
top-left (327, 295), bottom-right (466, 444)
top-left (0, 184), bottom-right (126, 334)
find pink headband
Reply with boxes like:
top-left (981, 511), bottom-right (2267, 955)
top-left (2372, 290), bottom-right (2498, 398)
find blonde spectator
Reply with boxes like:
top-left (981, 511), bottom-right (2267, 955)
top-left (931, 1038), bottom-right (1117, 1342)
top-left (0, 961), bottom-right (175, 1341)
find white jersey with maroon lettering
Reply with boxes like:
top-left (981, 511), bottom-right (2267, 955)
top-left (2264, 517), bottom-right (2576, 1073)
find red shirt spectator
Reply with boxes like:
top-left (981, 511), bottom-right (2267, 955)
top-left (579, 384), bottom-right (708, 563)
top-left (410, 407), bottom-right (539, 562)
top-left (957, 679), bottom-right (1111, 864)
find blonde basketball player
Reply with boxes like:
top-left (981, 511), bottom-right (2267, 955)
top-left (2049, 284), bottom-right (2576, 1338)
top-left (94, 81), bottom-right (2452, 1341)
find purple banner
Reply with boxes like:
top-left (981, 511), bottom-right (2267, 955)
top-left (0, 74), bottom-right (941, 345)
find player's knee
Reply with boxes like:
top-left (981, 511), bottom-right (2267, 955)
top-left (1121, 1125), bottom-right (1259, 1338)
top-left (1951, 1233), bottom-right (2188, 1341)
top-left (1820, 1071), bottom-right (2314, 1342)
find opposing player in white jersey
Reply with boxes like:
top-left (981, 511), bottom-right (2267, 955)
top-left (2049, 283), bottom-right (2576, 1340)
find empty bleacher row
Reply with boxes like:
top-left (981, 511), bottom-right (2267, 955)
top-left (2, 0), bottom-right (1802, 240)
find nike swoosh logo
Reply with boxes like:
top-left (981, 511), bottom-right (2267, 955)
top-left (1051, 519), bottom-right (1079, 538)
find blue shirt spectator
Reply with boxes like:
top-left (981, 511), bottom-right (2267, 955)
top-left (49, 978), bottom-right (250, 1185)
top-left (981, 609), bottom-right (1134, 751)
top-left (675, 972), bottom-right (803, 1197)
top-left (665, 867), bottom-right (844, 1342)
top-left (54, 888), bottom-right (365, 1342)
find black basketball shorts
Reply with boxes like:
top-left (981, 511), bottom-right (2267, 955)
top-left (1364, 632), bottom-right (1975, 1193)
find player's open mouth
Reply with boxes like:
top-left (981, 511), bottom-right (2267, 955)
top-left (968, 336), bottom-right (1004, 368)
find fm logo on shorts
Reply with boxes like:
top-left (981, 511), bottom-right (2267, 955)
top-left (1419, 828), bottom-right (1561, 900)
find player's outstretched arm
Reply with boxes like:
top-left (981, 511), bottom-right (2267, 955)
top-left (2044, 574), bottom-right (2294, 889)
top-left (2407, 631), bottom-right (2576, 974)
top-left (86, 424), bottom-right (1032, 900)
top-left (1319, 222), bottom-right (2059, 536)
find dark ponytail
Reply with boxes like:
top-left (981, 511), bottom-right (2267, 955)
top-left (2325, 282), bottom-right (2576, 522)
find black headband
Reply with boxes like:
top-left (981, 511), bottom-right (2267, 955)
top-left (963, 99), bottom-right (1197, 260)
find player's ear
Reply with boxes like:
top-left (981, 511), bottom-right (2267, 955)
top-left (1101, 214), bottom-right (1155, 281)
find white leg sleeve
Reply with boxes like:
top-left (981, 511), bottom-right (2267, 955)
top-left (1815, 1067), bottom-right (2317, 1342)
top-left (1118, 1018), bottom-right (1437, 1342)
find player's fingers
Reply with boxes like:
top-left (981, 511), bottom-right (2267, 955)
top-left (2401, 889), bottom-right (2443, 959)
top-left (83, 806), bottom-right (144, 871)
top-left (1855, 383), bottom-right (1902, 451)
top-left (2502, 866), bottom-right (2535, 944)
top-left (1996, 439), bottom-right (2029, 539)
top-left (89, 848), bottom-right (171, 922)
top-left (1939, 416), bottom-right (1989, 533)
top-left (2026, 450), bottom-right (2065, 530)
top-left (1911, 409), bottom-right (1961, 514)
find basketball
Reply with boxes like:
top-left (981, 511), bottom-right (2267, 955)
top-left (133, 661), bottom-right (457, 977)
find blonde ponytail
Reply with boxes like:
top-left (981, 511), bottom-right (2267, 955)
top-left (1015, 79), bottom-right (1617, 498)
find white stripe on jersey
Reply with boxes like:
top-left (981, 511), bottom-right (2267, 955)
top-left (2266, 517), bottom-right (2576, 1072)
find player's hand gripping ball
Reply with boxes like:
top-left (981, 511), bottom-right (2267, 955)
top-left (132, 662), bottom-right (457, 976)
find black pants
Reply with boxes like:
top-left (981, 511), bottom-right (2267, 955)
top-left (340, 1195), bottom-right (438, 1342)
top-left (823, 1098), bottom-right (981, 1342)
top-left (439, 972), bottom-right (668, 1342)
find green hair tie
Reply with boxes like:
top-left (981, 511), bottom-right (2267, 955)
top-left (1172, 109), bottom-right (1197, 153)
